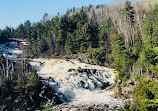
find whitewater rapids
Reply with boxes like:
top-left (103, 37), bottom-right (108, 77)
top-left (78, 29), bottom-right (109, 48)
top-left (30, 58), bottom-right (124, 108)
top-left (0, 42), bottom-right (23, 60)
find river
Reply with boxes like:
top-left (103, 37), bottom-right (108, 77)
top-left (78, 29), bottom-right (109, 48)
top-left (0, 40), bottom-right (124, 110)
top-left (0, 41), bottom-right (23, 60)
top-left (30, 58), bottom-right (124, 109)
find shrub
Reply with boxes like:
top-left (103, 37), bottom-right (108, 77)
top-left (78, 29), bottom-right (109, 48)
top-left (118, 86), bottom-right (122, 96)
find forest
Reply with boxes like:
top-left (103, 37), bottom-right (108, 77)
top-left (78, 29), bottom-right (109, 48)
top-left (1, 0), bottom-right (158, 110)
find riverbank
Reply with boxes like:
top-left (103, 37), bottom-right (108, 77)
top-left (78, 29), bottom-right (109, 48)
top-left (0, 40), bottom-right (126, 110)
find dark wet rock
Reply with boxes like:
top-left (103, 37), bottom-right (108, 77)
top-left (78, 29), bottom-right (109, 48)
top-left (78, 58), bottom-right (82, 63)
top-left (48, 77), bottom-right (55, 82)
top-left (101, 82), bottom-right (110, 90)
top-left (129, 81), bottom-right (135, 86)
top-left (104, 104), bottom-right (109, 108)
top-left (97, 61), bottom-right (105, 66)
top-left (0, 81), bottom-right (63, 111)
top-left (77, 67), bottom-right (82, 73)
top-left (68, 68), bottom-right (76, 72)
top-left (50, 103), bottom-right (113, 111)
top-left (92, 69), bottom-right (97, 74)
top-left (80, 80), bottom-right (85, 87)
top-left (77, 68), bottom-right (94, 77)
top-left (117, 80), bottom-right (122, 86)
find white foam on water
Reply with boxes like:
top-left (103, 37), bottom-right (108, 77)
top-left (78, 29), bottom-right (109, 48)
top-left (9, 42), bottom-right (18, 47)
top-left (30, 58), bottom-right (124, 107)
top-left (0, 42), bottom-right (23, 59)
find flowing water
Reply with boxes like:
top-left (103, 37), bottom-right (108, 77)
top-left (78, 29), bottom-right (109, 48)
top-left (0, 41), bottom-right (23, 60)
top-left (0, 40), bottom-right (124, 109)
top-left (30, 58), bottom-right (124, 108)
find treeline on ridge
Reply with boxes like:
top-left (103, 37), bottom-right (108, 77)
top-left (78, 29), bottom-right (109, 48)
top-left (1, 1), bottom-right (158, 110)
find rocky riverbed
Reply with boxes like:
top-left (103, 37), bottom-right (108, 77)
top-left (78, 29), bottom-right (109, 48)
top-left (30, 59), bottom-right (125, 110)
top-left (0, 40), bottom-right (126, 110)
top-left (50, 103), bottom-right (116, 111)
top-left (0, 41), bottom-right (23, 60)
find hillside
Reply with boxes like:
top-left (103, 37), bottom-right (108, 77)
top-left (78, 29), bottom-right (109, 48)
top-left (1, 0), bottom-right (158, 110)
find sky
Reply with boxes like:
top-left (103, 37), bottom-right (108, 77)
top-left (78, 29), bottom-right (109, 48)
top-left (0, 0), bottom-right (119, 29)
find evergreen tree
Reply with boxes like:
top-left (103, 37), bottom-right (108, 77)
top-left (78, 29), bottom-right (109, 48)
top-left (112, 34), bottom-right (129, 79)
top-left (122, 1), bottom-right (135, 24)
top-left (28, 70), bottom-right (38, 87)
top-left (80, 44), bottom-right (85, 53)
top-left (88, 44), bottom-right (93, 58)
top-left (16, 24), bottom-right (26, 37)
top-left (131, 25), bottom-right (142, 60)
top-left (78, 8), bottom-right (88, 27)
top-left (24, 20), bottom-right (32, 38)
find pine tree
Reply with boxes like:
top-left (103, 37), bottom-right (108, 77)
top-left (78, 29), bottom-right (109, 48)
top-left (131, 25), bottom-right (142, 60)
top-left (28, 70), bottom-right (38, 87)
top-left (122, 1), bottom-right (135, 24)
top-left (112, 34), bottom-right (129, 79)
top-left (88, 44), bottom-right (93, 58)
top-left (80, 44), bottom-right (85, 53)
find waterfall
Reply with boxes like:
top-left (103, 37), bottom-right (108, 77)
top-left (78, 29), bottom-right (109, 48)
top-left (30, 59), bottom-right (124, 107)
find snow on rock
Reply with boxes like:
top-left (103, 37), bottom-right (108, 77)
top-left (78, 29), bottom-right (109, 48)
top-left (30, 58), bottom-right (124, 108)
